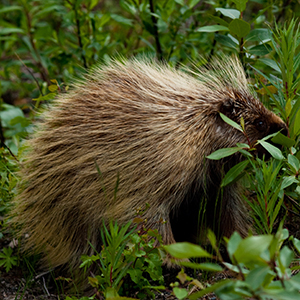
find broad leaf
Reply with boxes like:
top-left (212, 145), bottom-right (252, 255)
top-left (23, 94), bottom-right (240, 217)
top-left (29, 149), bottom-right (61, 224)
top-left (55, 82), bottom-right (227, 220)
top-left (164, 242), bottom-right (211, 259)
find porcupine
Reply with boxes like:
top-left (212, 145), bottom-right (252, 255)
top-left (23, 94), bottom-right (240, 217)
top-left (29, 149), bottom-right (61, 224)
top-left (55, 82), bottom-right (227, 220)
top-left (12, 56), bottom-right (287, 277)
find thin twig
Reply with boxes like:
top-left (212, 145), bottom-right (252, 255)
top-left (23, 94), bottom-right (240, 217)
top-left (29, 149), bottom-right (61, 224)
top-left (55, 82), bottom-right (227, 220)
top-left (0, 118), bottom-right (19, 162)
top-left (15, 52), bottom-right (44, 96)
top-left (149, 0), bottom-right (163, 61)
top-left (23, 4), bottom-right (50, 84)
top-left (66, 0), bottom-right (88, 68)
top-left (286, 195), bottom-right (300, 213)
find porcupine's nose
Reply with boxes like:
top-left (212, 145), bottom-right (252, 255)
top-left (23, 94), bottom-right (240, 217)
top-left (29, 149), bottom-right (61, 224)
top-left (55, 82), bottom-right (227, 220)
top-left (270, 121), bottom-right (288, 136)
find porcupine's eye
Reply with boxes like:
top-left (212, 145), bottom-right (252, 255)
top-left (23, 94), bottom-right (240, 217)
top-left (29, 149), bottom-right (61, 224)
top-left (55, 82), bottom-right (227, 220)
top-left (254, 118), bottom-right (267, 132)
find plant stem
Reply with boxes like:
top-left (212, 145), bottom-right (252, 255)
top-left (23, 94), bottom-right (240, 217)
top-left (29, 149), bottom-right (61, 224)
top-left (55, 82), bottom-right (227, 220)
top-left (66, 0), bottom-right (88, 69)
top-left (23, 3), bottom-right (50, 85)
top-left (149, 0), bottom-right (163, 61)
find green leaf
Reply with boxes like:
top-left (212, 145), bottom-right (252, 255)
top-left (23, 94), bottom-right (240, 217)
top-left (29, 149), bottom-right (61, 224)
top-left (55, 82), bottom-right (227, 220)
top-left (294, 51), bottom-right (300, 72)
top-left (216, 8), bottom-right (240, 19)
top-left (104, 287), bottom-right (119, 299)
top-left (173, 287), bottom-right (188, 300)
top-left (9, 116), bottom-right (30, 127)
top-left (0, 247), bottom-right (18, 272)
top-left (221, 160), bottom-right (249, 187)
top-left (215, 34), bottom-right (238, 49)
top-left (246, 28), bottom-right (272, 42)
top-left (164, 242), bottom-right (212, 259)
top-left (120, 0), bottom-right (137, 15)
top-left (220, 112), bottom-right (243, 132)
top-left (258, 58), bottom-right (281, 73)
top-left (0, 104), bottom-right (24, 127)
top-left (0, 28), bottom-right (24, 35)
top-left (248, 44), bottom-right (272, 56)
top-left (208, 15), bottom-right (229, 27)
top-left (0, 5), bottom-right (22, 13)
top-left (258, 141), bottom-right (285, 160)
top-left (236, 142), bottom-right (249, 148)
top-left (293, 238), bottom-right (300, 254)
top-left (271, 132), bottom-right (294, 147)
top-left (179, 261), bottom-right (223, 271)
top-left (258, 131), bottom-right (278, 142)
top-left (89, 0), bottom-right (99, 10)
top-left (228, 19), bottom-right (251, 38)
top-left (196, 25), bottom-right (229, 33)
top-left (288, 272), bottom-right (300, 291)
top-left (98, 14), bottom-right (111, 27)
top-left (279, 246), bottom-right (294, 268)
top-left (234, 235), bottom-right (273, 264)
top-left (292, 108), bottom-right (300, 136)
top-left (48, 85), bottom-right (58, 92)
top-left (239, 149), bottom-right (253, 157)
top-left (33, 93), bottom-right (57, 102)
top-left (281, 176), bottom-right (298, 190)
top-left (34, 5), bottom-right (65, 18)
top-left (207, 230), bottom-right (217, 249)
top-left (262, 289), bottom-right (300, 300)
top-left (206, 147), bottom-right (242, 160)
top-left (231, 0), bottom-right (248, 12)
top-left (188, 0), bottom-right (201, 8)
top-left (245, 266), bottom-right (273, 290)
top-left (127, 269), bottom-right (143, 284)
top-left (288, 154), bottom-right (300, 172)
top-left (227, 232), bottom-right (242, 259)
top-left (111, 14), bottom-right (133, 26)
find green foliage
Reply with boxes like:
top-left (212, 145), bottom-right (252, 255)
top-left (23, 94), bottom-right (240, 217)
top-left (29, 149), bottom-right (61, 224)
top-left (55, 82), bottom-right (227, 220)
top-left (165, 228), bottom-right (300, 300)
top-left (196, 0), bottom-right (274, 63)
top-left (0, 102), bottom-right (31, 153)
top-left (0, 148), bottom-right (18, 216)
top-left (0, 101), bottom-right (32, 217)
top-left (80, 220), bottom-right (165, 299)
top-left (253, 19), bottom-right (300, 143)
top-left (2, 0), bottom-right (300, 100)
top-left (245, 159), bottom-right (285, 234)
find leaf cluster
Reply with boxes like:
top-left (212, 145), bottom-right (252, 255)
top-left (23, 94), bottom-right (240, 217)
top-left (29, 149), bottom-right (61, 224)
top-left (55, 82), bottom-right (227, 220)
top-left (80, 220), bottom-right (165, 299)
top-left (165, 227), bottom-right (300, 300)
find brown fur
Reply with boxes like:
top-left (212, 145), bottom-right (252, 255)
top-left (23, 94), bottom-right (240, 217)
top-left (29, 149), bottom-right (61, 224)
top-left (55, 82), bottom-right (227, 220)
top-left (12, 56), bottom-right (287, 276)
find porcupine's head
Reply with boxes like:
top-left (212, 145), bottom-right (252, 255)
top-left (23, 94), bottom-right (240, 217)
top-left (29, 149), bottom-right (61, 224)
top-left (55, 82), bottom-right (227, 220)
top-left (194, 57), bottom-right (288, 156)
top-left (219, 91), bottom-right (288, 147)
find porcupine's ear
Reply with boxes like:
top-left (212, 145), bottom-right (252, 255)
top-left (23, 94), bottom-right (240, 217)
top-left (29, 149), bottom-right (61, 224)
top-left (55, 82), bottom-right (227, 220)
top-left (219, 98), bottom-right (236, 119)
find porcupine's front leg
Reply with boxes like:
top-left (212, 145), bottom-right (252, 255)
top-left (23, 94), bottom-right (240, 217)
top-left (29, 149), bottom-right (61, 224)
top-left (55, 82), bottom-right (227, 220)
top-left (219, 185), bottom-right (251, 238)
top-left (144, 205), bottom-right (177, 246)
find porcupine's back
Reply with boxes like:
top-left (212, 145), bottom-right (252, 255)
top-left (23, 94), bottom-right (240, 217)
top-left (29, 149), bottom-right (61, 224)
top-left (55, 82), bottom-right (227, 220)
top-left (12, 56), bottom-right (281, 273)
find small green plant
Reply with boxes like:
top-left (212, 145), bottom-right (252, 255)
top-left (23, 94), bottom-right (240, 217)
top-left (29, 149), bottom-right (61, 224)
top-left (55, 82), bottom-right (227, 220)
top-left (80, 221), bottom-right (134, 297)
top-left (0, 148), bottom-right (19, 216)
top-left (245, 158), bottom-right (285, 234)
top-left (0, 246), bottom-right (18, 272)
top-left (80, 219), bottom-right (165, 299)
top-left (165, 227), bottom-right (300, 299)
